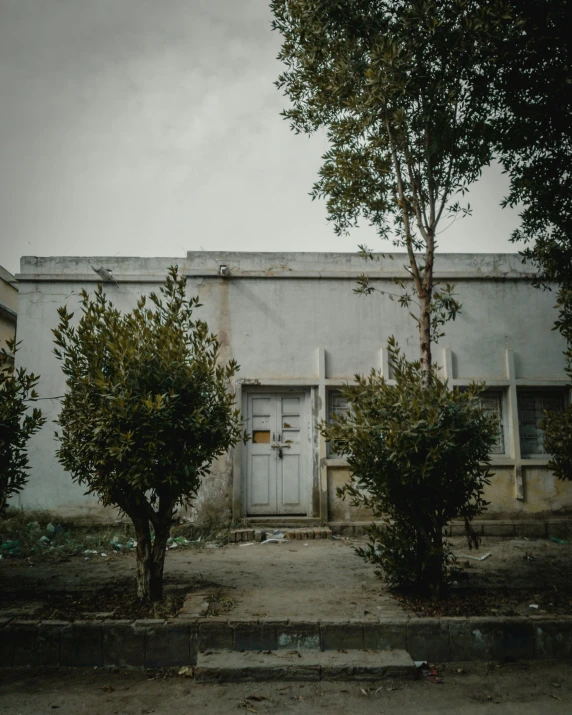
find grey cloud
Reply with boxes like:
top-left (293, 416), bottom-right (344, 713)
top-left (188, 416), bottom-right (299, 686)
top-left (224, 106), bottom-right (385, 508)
top-left (0, 0), bottom-right (519, 275)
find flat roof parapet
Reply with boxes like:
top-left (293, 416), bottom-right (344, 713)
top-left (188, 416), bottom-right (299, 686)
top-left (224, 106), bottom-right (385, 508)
top-left (17, 252), bottom-right (535, 282)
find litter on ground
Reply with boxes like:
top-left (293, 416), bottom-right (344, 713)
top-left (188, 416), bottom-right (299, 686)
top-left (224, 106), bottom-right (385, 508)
top-left (455, 552), bottom-right (492, 561)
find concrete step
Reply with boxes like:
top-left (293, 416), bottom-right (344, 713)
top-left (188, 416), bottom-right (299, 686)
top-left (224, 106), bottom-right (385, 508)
top-left (195, 649), bottom-right (417, 682)
top-left (245, 518), bottom-right (322, 527)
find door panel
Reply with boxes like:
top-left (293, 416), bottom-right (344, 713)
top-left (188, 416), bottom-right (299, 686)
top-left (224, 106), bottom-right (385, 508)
top-left (281, 454), bottom-right (300, 505)
top-left (247, 395), bottom-right (277, 513)
top-left (277, 394), bottom-right (305, 514)
top-left (245, 392), bottom-right (308, 516)
top-left (251, 455), bottom-right (272, 508)
top-left (281, 397), bottom-right (301, 414)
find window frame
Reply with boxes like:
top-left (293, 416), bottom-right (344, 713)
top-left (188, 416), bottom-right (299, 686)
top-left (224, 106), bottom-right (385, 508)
top-left (478, 389), bottom-right (508, 458)
top-left (457, 387), bottom-right (509, 459)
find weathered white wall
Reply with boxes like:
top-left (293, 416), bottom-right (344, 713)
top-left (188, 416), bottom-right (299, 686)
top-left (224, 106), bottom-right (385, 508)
top-left (14, 252), bottom-right (572, 522)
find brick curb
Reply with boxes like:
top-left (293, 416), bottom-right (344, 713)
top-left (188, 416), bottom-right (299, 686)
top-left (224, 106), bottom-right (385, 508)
top-left (1, 616), bottom-right (571, 668)
top-left (328, 519), bottom-right (572, 538)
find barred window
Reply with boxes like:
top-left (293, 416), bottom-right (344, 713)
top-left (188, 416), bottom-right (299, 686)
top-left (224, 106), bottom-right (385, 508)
top-left (327, 390), bottom-right (350, 458)
top-left (518, 390), bottom-right (566, 457)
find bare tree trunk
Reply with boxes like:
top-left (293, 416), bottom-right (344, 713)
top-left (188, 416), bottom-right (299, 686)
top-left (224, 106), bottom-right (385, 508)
top-left (419, 232), bottom-right (435, 389)
top-left (149, 523), bottom-right (170, 601)
top-left (124, 493), bottom-right (176, 602)
top-left (133, 517), bottom-right (153, 601)
top-left (419, 291), bottom-right (432, 389)
top-left (415, 516), bottom-right (446, 598)
top-left (132, 517), bottom-right (170, 602)
top-left (425, 532), bottom-right (446, 600)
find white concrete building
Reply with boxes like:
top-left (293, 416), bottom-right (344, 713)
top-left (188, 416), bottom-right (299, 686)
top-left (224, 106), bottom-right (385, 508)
top-left (14, 252), bottom-right (572, 525)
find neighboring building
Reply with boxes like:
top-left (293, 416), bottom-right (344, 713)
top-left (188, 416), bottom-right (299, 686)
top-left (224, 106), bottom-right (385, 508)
top-left (0, 265), bottom-right (18, 351)
top-left (14, 252), bottom-right (572, 525)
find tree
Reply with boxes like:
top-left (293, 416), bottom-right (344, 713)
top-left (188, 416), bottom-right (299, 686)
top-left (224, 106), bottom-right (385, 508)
top-left (540, 287), bottom-right (572, 482)
top-left (492, 1), bottom-right (572, 481)
top-left (53, 267), bottom-right (242, 601)
top-left (322, 340), bottom-right (497, 596)
top-left (0, 339), bottom-right (46, 516)
top-left (495, 0), bottom-right (571, 279)
top-left (271, 1), bottom-right (511, 594)
top-left (271, 0), bottom-right (515, 383)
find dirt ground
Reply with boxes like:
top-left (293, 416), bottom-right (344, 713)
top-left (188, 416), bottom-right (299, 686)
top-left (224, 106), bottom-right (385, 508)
top-left (0, 536), bottom-right (404, 621)
top-left (1, 661), bottom-right (572, 714)
top-left (1, 535), bottom-right (572, 620)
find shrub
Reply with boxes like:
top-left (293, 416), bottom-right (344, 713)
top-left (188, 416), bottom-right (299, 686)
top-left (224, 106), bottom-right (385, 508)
top-left (322, 340), bottom-right (498, 597)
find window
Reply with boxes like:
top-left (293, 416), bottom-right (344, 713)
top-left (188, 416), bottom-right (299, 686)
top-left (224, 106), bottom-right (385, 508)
top-left (518, 390), bottom-right (566, 457)
top-left (327, 390), bottom-right (350, 458)
top-left (459, 388), bottom-right (506, 456)
top-left (479, 391), bottom-right (506, 455)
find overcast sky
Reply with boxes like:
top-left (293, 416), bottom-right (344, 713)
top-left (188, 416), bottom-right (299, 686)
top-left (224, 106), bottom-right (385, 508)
top-left (0, 0), bottom-right (520, 277)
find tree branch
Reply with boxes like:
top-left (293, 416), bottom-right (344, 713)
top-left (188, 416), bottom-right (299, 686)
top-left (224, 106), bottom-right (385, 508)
top-left (386, 117), bottom-right (423, 296)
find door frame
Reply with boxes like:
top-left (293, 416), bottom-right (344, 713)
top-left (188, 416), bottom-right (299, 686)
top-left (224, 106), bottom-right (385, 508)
top-left (237, 385), bottom-right (316, 518)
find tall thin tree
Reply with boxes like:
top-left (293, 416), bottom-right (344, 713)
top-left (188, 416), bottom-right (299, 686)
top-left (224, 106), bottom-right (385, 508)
top-left (271, 0), bottom-right (515, 381)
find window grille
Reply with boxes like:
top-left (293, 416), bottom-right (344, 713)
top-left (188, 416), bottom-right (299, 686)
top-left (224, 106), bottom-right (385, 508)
top-left (479, 391), bottom-right (505, 455)
top-left (518, 390), bottom-right (565, 457)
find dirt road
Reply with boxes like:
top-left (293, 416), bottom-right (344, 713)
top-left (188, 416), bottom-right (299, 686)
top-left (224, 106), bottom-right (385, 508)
top-left (1, 661), bottom-right (572, 714)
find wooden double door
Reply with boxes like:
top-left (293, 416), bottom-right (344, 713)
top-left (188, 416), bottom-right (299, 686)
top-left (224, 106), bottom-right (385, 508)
top-left (245, 391), bottom-right (310, 515)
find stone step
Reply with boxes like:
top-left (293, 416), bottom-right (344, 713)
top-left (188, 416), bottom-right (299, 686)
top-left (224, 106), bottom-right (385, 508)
top-left (194, 649), bottom-right (416, 682)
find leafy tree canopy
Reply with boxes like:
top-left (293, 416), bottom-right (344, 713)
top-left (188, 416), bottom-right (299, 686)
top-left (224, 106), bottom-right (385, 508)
top-left (496, 0), bottom-right (572, 280)
top-left (0, 339), bottom-right (46, 515)
top-left (493, 1), bottom-right (572, 484)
